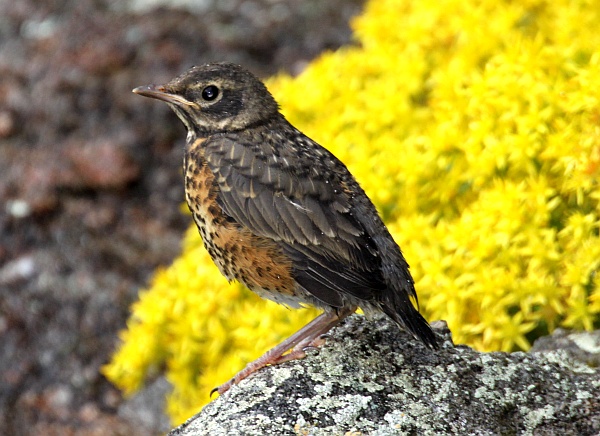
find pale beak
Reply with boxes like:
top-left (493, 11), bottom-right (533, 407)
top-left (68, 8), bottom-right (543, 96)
top-left (132, 85), bottom-right (198, 108)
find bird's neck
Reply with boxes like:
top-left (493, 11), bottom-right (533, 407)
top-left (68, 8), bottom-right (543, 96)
top-left (186, 113), bottom-right (287, 143)
top-left (185, 125), bottom-right (212, 142)
top-left (186, 129), bottom-right (198, 143)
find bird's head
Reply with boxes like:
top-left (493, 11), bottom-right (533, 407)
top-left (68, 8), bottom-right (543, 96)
top-left (133, 62), bottom-right (279, 137)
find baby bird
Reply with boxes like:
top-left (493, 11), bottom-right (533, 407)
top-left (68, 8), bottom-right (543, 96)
top-left (133, 62), bottom-right (437, 394)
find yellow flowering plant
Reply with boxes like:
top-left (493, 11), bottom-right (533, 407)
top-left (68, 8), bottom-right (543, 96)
top-left (104, 0), bottom-right (600, 423)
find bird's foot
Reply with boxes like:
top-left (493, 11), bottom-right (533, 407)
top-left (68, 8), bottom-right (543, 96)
top-left (210, 308), bottom-right (355, 396)
top-left (273, 334), bottom-right (329, 364)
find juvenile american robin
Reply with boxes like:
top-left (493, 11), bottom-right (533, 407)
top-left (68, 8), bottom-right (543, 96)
top-left (133, 62), bottom-right (437, 395)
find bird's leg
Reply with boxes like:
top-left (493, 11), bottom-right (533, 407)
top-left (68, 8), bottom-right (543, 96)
top-left (212, 306), bottom-right (356, 395)
top-left (268, 311), bottom-right (352, 366)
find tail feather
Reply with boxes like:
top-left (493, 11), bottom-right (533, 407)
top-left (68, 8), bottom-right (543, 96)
top-left (381, 302), bottom-right (438, 349)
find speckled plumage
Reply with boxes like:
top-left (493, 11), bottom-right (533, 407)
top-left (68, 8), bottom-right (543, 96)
top-left (134, 62), bottom-right (437, 394)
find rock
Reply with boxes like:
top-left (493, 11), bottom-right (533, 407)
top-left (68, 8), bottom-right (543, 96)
top-left (61, 138), bottom-right (141, 190)
top-left (531, 328), bottom-right (600, 367)
top-left (118, 377), bottom-right (172, 435)
top-left (168, 315), bottom-right (600, 435)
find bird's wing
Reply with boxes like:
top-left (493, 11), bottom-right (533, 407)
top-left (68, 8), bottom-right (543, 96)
top-left (204, 133), bottom-right (386, 307)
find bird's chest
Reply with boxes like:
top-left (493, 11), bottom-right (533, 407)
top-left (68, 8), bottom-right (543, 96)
top-left (184, 144), bottom-right (235, 280)
top-left (183, 140), bottom-right (297, 303)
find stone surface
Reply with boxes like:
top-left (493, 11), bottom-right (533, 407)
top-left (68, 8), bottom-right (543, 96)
top-left (531, 328), bottom-right (600, 367)
top-left (169, 316), bottom-right (600, 435)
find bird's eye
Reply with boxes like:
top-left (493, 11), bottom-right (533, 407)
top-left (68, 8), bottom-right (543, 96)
top-left (201, 85), bottom-right (219, 101)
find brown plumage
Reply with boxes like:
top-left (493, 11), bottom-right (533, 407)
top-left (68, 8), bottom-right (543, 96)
top-left (133, 62), bottom-right (437, 395)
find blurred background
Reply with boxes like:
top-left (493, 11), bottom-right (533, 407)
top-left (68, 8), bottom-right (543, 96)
top-left (0, 0), bottom-right (365, 433)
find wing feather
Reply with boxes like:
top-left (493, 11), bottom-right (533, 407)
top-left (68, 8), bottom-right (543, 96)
top-left (205, 132), bottom-right (386, 303)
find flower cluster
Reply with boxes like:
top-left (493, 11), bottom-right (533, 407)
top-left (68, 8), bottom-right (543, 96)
top-left (104, 0), bottom-right (600, 423)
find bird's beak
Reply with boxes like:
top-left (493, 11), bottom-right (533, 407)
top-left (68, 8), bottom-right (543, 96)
top-left (132, 85), bottom-right (198, 108)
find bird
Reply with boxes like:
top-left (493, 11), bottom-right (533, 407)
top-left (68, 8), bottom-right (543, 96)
top-left (133, 62), bottom-right (437, 395)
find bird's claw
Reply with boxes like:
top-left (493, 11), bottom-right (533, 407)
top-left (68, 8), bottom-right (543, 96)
top-left (210, 378), bottom-right (235, 397)
top-left (301, 345), bottom-right (321, 355)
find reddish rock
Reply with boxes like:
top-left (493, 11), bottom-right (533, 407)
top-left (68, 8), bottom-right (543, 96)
top-left (62, 139), bottom-right (140, 190)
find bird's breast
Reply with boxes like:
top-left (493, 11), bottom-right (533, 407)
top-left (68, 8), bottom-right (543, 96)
top-left (183, 138), bottom-right (299, 303)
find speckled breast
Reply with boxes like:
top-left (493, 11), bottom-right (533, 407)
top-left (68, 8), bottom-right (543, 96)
top-left (183, 137), bottom-right (301, 306)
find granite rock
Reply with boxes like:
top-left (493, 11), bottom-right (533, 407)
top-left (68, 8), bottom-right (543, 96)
top-left (168, 315), bottom-right (600, 435)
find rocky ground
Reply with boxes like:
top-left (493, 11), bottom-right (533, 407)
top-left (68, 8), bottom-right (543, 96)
top-left (0, 0), bottom-right (364, 434)
top-left (170, 318), bottom-right (600, 435)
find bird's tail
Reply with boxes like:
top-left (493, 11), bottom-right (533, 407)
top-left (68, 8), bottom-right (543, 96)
top-left (380, 295), bottom-right (438, 349)
top-left (376, 244), bottom-right (438, 349)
